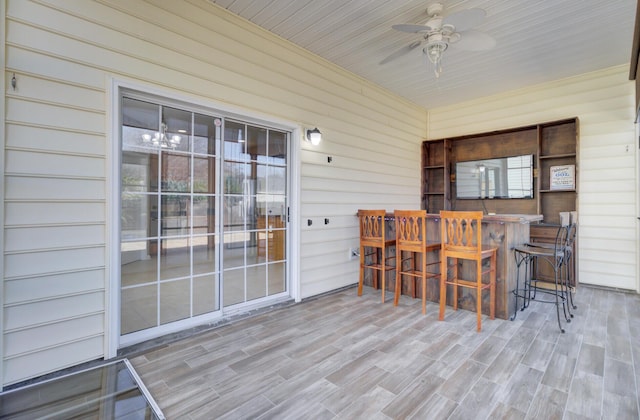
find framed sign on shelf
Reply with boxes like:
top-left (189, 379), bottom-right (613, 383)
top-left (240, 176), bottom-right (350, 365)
top-left (550, 165), bottom-right (575, 190)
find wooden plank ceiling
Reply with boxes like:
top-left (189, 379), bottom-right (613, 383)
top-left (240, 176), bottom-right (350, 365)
top-left (209, 0), bottom-right (636, 109)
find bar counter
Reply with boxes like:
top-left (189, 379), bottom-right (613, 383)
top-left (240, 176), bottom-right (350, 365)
top-left (370, 213), bottom-right (543, 320)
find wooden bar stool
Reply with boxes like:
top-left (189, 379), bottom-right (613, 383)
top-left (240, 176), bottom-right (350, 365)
top-left (439, 211), bottom-right (497, 332)
top-left (357, 210), bottom-right (396, 302)
top-left (393, 210), bottom-right (441, 314)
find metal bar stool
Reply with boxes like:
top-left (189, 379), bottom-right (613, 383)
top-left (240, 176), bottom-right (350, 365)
top-left (512, 223), bottom-right (573, 332)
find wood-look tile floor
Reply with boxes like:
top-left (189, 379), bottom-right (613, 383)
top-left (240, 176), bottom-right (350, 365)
top-left (129, 285), bottom-right (640, 419)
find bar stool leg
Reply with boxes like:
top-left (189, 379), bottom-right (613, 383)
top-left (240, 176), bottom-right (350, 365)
top-left (512, 251), bottom-right (533, 321)
top-left (439, 254), bottom-right (447, 321)
top-left (452, 258), bottom-right (458, 311)
top-left (490, 255), bottom-right (496, 320)
top-left (553, 256), bottom-right (566, 333)
top-left (476, 261), bottom-right (482, 332)
top-left (381, 248), bottom-right (386, 303)
top-left (560, 257), bottom-right (572, 321)
top-left (567, 252), bottom-right (577, 311)
top-left (511, 252), bottom-right (521, 321)
top-left (421, 251), bottom-right (427, 315)
top-left (358, 244), bottom-right (365, 296)
top-left (394, 249), bottom-right (402, 306)
top-left (373, 248), bottom-right (379, 290)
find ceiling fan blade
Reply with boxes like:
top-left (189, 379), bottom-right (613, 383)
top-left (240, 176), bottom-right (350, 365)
top-left (452, 30), bottom-right (496, 51)
top-left (443, 8), bottom-right (485, 32)
top-left (379, 40), bottom-right (423, 64)
top-left (392, 23), bottom-right (432, 33)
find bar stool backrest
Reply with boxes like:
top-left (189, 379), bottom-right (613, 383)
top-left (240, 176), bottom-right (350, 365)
top-left (565, 223), bottom-right (577, 251)
top-left (552, 223), bottom-right (570, 257)
top-left (358, 210), bottom-right (387, 247)
top-left (395, 210), bottom-right (427, 253)
top-left (440, 211), bottom-right (484, 259)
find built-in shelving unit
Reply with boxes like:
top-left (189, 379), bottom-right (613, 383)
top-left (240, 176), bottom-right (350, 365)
top-left (422, 118), bottom-right (578, 284)
top-left (421, 118), bottom-right (577, 221)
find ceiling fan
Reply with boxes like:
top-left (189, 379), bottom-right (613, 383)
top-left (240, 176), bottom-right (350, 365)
top-left (381, 3), bottom-right (496, 78)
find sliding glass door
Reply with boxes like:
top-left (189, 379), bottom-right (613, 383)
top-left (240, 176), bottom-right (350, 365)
top-left (119, 95), bottom-right (288, 343)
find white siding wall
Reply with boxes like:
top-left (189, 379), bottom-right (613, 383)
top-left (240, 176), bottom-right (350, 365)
top-left (428, 65), bottom-right (638, 292)
top-left (2, 0), bottom-right (426, 386)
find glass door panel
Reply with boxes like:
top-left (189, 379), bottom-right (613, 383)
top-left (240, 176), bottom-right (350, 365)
top-left (222, 121), bottom-right (288, 308)
top-left (120, 97), bottom-right (220, 336)
top-left (120, 95), bottom-right (288, 344)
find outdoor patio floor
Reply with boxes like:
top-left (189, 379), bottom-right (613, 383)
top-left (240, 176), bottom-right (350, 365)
top-left (128, 284), bottom-right (640, 419)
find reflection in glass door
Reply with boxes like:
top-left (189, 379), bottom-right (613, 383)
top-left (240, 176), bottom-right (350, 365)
top-left (119, 95), bottom-right (288, 344)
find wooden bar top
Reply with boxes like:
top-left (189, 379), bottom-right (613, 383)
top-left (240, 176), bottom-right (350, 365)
top-left (381, 212), bottom-right (543, 224)
top-left (477, 213), bottom-right (543, 223)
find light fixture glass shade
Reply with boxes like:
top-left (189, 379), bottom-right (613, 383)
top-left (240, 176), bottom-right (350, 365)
top-left (141, 122), bottom-right (181, 149)
top-left (306, 128), bottom-right (322, 145)
top-left (424, 41), bottom-right (447, 78)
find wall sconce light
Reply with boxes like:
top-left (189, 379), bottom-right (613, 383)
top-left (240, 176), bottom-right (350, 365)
top-left (306, 128), bottom-right (322, 146)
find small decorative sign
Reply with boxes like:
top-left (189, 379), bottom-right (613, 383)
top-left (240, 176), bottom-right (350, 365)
top-left (550, 165), bottom-right (575, 190)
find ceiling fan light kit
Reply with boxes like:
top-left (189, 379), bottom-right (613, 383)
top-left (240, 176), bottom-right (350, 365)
top-left (425, 40), bottom-right (447, 78)
top-left (385, 2), bottom-right (495, 78)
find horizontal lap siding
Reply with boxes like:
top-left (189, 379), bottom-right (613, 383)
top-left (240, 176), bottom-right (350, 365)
top-left (428, 66), bottom-right (637, 291)
top-left (3, 0), bottom-right (426, 385)
top-left (4, 4), bottom-right (108, 384)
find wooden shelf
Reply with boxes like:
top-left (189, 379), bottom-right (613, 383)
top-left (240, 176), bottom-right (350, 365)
top-left (539, 189), bottom-right (576, 193)
top-left (539, 153), bottom-right (576, 160)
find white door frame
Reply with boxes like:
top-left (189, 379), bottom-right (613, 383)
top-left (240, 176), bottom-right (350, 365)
top-left (107, 77), bottom-right (301, 358)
